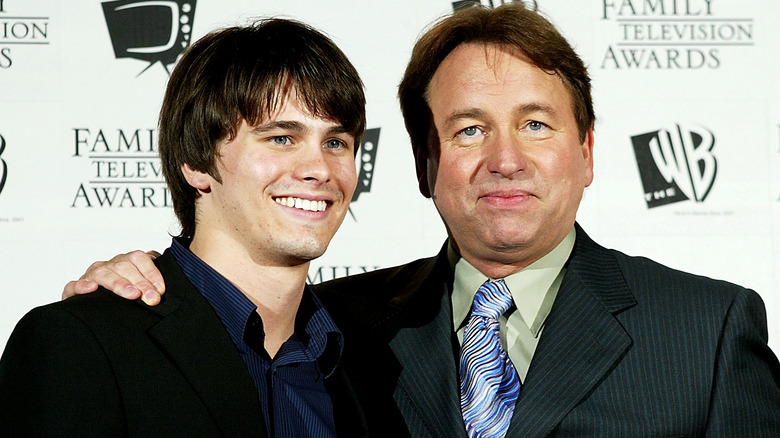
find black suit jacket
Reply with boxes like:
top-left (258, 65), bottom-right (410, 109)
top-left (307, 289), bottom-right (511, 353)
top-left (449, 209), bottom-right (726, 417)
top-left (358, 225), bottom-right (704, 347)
top-left (317, 224), bottom-right (780, 437)
top-left (0, 250), bottom-right (367, 437)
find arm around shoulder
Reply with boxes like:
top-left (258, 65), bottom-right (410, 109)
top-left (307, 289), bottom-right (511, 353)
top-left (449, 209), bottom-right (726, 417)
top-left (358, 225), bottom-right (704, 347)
top-left (706, 287), bottom-right (780, 435)
top-left (0, 303), bottom-right (125, 436)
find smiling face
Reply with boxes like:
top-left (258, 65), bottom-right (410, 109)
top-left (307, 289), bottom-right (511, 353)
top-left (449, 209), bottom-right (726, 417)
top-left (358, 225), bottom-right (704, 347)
top-left (184, 91), bottom-right (357, 267)
top-left (426, 43), bottom-right (594, 278)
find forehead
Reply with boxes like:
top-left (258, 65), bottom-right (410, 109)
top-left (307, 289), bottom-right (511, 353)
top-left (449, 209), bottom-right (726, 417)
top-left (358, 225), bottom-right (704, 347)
top-left (259, 89), bottom-right (342, 128)
top-left (426, 43), bottom-right (573, 117)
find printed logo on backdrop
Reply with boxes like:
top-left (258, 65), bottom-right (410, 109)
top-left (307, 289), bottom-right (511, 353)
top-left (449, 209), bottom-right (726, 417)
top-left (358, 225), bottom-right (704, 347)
top-left (307, 264), bottom-right (380, 285)
top-left (631, 123), bottom-right (717, 208)
top-left (0, 134), bottom-right (7, 197)
top-left (348, 127), bottom-right (380, 221)
top-left (0, 132), bottom-right (22, 224)
top-left (601, 1), bottom-right (754, 69)
top-left (71, 128), bottom-right (171, 208)
top-left (0, 0), bottom-right (50, 69)
top-left (453, 0), bottom-right (537, 12)
top-left (102, 0), bottom-right (196, 76)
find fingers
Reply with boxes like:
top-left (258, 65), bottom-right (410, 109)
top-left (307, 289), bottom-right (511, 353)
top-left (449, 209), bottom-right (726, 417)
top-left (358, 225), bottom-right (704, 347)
top-left (129, 250), bottom-right (166, 305)
top-left (61, 250), bottom-right (165, 306)
top-left (101, 250), bottom-right (165, 305)
top-left (61, 279), bottom-right (99, 300)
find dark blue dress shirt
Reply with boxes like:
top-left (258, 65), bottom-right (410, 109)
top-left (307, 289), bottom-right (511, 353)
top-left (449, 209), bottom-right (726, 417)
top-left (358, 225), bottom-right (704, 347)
top-left (170, 238), bottom-right (343, 438)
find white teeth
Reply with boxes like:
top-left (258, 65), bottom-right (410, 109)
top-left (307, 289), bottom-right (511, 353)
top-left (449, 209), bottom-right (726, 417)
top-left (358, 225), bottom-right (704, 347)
top-left (274, 197), bottom-right (327, 212)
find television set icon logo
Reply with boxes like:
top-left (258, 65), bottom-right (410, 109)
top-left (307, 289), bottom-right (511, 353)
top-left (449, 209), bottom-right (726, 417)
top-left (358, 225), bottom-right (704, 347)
top-left (452, 0), bottom-right (537, 12)
top-left (348, 128), bottom-right (380, 221)
top-left (631, 124), bottom-right (718, 209)
top-left (102, 0), bottom-right (196, 76)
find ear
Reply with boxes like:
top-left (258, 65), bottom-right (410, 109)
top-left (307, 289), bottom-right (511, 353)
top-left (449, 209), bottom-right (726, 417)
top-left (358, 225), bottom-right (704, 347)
top-left (414, 145), bottom-right (432, 198)
top-left (181, 163), bottom-right (213, 193)
top-left (582, 126), bottom-right (595, 187)
top-left (415, 124), bottom-right (444, 199)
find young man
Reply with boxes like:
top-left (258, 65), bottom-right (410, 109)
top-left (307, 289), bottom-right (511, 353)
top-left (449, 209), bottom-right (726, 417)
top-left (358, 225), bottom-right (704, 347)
top-left (62, 3), bottom-right (780, 437)
top-left (0, 19), bottom-right (369, 437)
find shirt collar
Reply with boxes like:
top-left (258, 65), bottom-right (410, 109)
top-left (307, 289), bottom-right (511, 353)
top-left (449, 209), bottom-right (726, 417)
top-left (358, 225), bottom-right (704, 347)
top-left (450, 227), bottom-right (576, 337)
top-left (169, 237), bottom-right (343, 376)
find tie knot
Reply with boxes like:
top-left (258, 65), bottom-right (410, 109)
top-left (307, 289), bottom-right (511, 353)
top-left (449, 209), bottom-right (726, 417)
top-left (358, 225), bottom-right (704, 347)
top-left (471, 279), bottom-right (513, 320)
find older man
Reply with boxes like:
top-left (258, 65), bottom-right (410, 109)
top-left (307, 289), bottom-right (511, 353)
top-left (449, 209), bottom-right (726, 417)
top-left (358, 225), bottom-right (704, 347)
top-left (61, 3), bottom-right (780, 437)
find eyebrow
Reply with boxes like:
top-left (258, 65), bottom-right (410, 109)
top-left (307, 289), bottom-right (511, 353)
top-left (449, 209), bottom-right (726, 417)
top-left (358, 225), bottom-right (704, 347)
top-left (441, 109), bottom-right (488, 132)
top-left (441, 102), bottom-right (560, 132)
top-left (251, 121), bottom-right (352, 137)
top-left (252, 120), bottom-right (305, 134)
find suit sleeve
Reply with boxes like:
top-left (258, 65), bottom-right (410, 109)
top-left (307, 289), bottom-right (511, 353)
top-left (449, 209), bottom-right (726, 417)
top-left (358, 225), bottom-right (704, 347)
top-left (0, 305), bottom-right (126, 437)
top-left (706, 288), bottom-right (780, 435)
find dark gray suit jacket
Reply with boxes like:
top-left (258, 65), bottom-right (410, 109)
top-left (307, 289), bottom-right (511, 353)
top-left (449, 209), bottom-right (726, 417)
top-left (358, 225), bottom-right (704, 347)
top-left (0, 250), bottom-right (367, 437)
top-left (317, 224), bottom-right (780, 437)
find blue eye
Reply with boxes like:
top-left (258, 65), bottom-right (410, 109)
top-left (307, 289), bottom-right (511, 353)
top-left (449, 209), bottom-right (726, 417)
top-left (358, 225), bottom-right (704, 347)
top-left (528, 121), bottom-right (545, 131)
top-left (462, 126), bottom-right (478, 136)
top-left (271, 136), bottom-right (291, 145)
top-left (325, 139), bottom-right (345, 149)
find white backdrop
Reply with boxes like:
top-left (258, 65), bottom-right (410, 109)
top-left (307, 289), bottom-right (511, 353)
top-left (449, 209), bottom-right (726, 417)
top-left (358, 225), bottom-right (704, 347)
top-left (1, 0), bottom-right (778, 357)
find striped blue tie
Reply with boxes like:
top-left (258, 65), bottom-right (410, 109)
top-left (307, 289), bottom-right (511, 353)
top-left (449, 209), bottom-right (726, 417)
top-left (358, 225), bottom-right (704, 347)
top-left (460, 279), bottom-right (521, 438)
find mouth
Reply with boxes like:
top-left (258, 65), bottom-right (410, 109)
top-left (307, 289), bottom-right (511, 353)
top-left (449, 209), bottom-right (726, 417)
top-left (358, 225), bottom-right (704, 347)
top-left (480, 189), bottom-right (534, 199)
top-left (478, 189), bottom-right (535, 207)
top-left (273, 196), bottom-right (329, 212)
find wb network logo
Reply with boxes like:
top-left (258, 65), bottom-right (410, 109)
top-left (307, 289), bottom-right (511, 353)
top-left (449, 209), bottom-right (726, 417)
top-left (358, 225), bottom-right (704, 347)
top-left (0, 134), bottom-right (7, 197)
top-left (348, 128), bottom-right (380, 220)
top-left (102, 0), bottom-right (196, 75)
top-left (631, 124), bottom-right (717, 209)
top-left (453, 0), bottom-right (537, 11)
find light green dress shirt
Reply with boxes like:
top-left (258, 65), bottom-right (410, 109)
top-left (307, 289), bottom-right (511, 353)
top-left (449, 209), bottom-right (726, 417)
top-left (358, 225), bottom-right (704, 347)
top-left (450, 227), bottom-right (576, 382)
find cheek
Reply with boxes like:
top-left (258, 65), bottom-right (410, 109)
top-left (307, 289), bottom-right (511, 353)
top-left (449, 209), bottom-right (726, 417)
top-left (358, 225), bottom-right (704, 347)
top-left (547, 153), bottom-right (589, 201)
top-left (236, 152), bottom-right (273, 177)
top-left (432, 161), bottom-right (471, 211)
top-left (436, 148), bottom-right (475, 185)
top-left (544, 147), bottom-right (585, 178)
top-left (339, 159), bottom-right (358, 185)
top-left (328, 157), bottom-right (358, 198)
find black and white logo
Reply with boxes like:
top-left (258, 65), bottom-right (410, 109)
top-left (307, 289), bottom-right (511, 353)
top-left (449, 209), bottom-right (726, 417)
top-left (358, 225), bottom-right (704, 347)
top-left (0, 1), bottom-right (50, 69)
top-left (348, 127), bottom-right (380, 221)
top-left (71, 127), bottom-right (171, 208)
top-left (453, 0), bottom-right (537, 12)
top-left (601, 0), bottom-right (754, 69)
top-left (631, 124), bottom-right (717, 208)
top-left (102, 0), bottom-right (196, 76)
top-left (307, 263), bottom-right (381, 284)
top-left (0, 134), bottom-right (7, 197)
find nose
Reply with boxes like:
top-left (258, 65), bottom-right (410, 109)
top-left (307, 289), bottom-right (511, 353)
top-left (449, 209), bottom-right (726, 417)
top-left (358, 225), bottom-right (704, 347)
top-left (294, 143), bottom-right (332, 183)
top-left (485, 129), bottom-right (528, 177)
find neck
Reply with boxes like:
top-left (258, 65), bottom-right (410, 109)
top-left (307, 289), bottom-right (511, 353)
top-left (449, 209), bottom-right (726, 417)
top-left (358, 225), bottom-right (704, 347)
top-left (455, 241), bottom-right (560, 279)
top-left (189, 235), bottom-right (309, 358)
top-left (455, 227), bottom-right (576, 279)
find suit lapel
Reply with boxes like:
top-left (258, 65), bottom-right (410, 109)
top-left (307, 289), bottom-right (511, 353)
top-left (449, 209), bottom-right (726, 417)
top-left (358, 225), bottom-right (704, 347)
top-left (378, 246), bottom-right (468, 438)
top-left (145, 252), bottom-right (267, 438)
top-left (390, 282), bottom-right (466, 437)
top-left (508, 225), bottom-right (637, 437)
